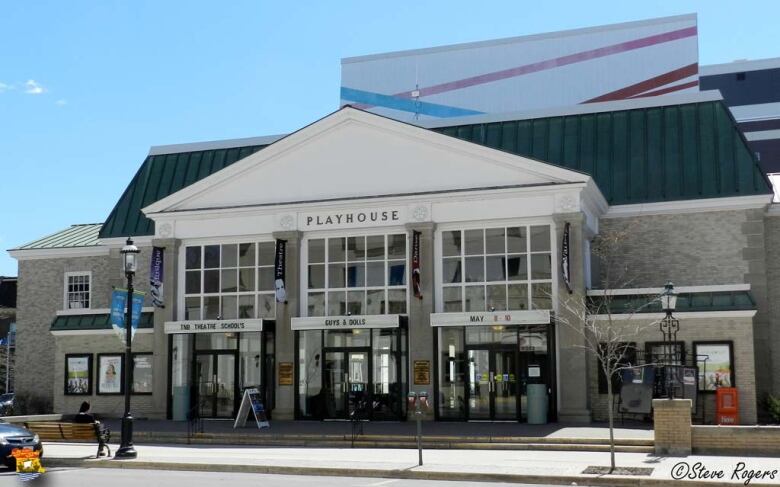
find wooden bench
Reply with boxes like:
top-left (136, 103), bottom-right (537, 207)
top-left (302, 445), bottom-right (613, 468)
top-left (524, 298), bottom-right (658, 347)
top-left (23, 422), bottom-right (111, 458)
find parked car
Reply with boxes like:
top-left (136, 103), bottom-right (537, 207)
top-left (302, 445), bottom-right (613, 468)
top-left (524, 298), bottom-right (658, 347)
top-left (0, 421), bottom-right (41, 469)
top-left (0, 394), bottom-right (13, 416)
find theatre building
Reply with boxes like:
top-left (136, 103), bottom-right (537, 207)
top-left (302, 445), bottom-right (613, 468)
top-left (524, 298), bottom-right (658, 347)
top-left (9, 15), bottom-right (780, 425)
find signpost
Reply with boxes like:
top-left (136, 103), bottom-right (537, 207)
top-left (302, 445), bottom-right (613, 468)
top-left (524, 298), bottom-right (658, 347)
top-left (234, 388), bottom-right (270, 429)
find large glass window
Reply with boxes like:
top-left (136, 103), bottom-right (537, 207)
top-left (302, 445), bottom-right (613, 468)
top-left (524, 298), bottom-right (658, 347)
top-left (306, 234), bottom-right (407, 316)
top-left (184, 242), bottom-right (276, 320)
top-left (441, 225), bottom-right (553, 312)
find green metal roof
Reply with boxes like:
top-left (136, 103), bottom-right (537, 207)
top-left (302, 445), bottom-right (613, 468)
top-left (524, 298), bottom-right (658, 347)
top-left (99, 100), bottom-right (771, 239)
top-left (50, 312), bottom-right (154, 332)
top-left (588, 291), bottom-right (756, 314)
top-left (99, 145), bottom-right (267, 239)
top-left (434, 101), bottom-right (771, 205)
top-left (13, 224), bottom-right (103, 250)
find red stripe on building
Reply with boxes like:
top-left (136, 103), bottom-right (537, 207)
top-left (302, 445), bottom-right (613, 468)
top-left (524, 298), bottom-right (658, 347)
top-left (583, 63), bottom-right (699, 103)
top-left (628, 80), bottom-right (700, 99)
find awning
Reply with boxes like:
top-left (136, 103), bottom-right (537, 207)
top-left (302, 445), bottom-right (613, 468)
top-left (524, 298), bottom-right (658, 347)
top-left (430, 310), bottom-right (551, 327)
top-left (50, 312), bottom-right (153, 333)
top-left (292, 314), bottom-right (401, 331)
top-left (164, 318), bottom-right (264, 334)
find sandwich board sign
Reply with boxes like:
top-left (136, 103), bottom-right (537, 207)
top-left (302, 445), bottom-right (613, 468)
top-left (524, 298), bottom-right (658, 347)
top-left (233, 388), bottom-right (270, 429)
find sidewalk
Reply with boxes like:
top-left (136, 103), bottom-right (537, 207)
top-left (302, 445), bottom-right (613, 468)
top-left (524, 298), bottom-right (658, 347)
top-left (102, 418), bottom-right (655, 439)
top-left (41, 442), bottom-right (780, 486)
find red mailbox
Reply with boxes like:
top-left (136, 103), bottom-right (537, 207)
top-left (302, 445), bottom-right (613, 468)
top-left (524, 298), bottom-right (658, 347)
top-left (715, 387), bottom-right (738, 425)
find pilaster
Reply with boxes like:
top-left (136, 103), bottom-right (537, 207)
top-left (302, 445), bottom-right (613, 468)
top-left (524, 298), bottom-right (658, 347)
top-left (272, 231), bottom-right (302, 419)
top-left (553, 212), bottom-right (592, 422)
top-left (405, 222), bottom-right (436, 420)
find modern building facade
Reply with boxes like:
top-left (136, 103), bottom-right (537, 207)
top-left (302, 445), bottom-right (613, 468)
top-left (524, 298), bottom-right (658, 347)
top-left (9, 15), bottom-right (780, 425)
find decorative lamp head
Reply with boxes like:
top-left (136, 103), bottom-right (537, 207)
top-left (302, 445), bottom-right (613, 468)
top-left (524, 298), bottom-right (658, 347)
top-left (121, 237), bottom-right (140, 275)
top-left (661, 281), bottom-right (677, 313)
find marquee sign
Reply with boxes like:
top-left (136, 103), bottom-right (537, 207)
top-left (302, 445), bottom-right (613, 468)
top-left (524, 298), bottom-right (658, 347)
top-left (291, 314), bottom-right (400, 330)
top-left (164, 319), bottom-right (264, 334)
top-left (429, 310), bottom-right (550, 327)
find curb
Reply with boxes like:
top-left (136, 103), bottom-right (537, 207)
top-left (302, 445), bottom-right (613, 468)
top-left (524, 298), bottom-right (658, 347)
top-left (42, 458), bottom-right (777, 487)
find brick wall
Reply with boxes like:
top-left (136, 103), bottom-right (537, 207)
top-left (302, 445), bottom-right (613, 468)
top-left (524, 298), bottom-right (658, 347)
top-left (765, 214), bottom-right (780, 398)
top-left (598, 210), bottom-right (751, 287)
top-left (15, 247), bottom-right (153, 411)
top-left (53, 333), bottom-right (158, 418)
top-left (692, 425), bottom-right (780, 456)
top-left (587, 316), bottom-right (757, 424)
top-left (599, 208), bottom-right (771, 418)
top-left (653, 399), bottom-right (692, 455)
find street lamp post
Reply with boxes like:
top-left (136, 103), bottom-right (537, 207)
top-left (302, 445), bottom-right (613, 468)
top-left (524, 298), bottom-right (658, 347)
top-left (116, 238), bottom-right (139, 459)
top-left (659, 281), bottom-right (679, 400)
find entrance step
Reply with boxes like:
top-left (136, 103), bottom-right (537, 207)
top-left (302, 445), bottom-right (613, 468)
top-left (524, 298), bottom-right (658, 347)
top-left (130, 431), bottom-right (653, 452)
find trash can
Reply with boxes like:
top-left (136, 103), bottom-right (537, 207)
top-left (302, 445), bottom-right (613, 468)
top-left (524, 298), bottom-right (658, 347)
top-left (526, 384), bottom-right (548, 424)
top-left (172, 385), bottom-right (190, 421)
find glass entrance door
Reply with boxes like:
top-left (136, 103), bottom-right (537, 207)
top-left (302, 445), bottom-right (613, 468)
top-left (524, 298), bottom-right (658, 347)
top-left (323, 348), bottom-right (370, 419)
top-left (493, 350), bottom-right (518, 420)
top-left (467, 348), bottom-right (518, 420)
top-left (195, 352), bottom-right (237, 418)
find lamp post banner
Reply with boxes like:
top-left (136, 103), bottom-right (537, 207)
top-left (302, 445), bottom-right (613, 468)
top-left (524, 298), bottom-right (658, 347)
top-left (561, 222), bottom-right (572, 294)
top-left (274, 239), bottom-right (287, 303)
top-left (150, 247), bottom-right (165, 308)
top-left (110, 289), bottom-right (145, 345)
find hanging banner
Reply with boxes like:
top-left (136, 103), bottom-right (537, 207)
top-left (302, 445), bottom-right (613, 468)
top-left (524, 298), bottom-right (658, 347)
top-left (110, 289), bottom-right (145, 345)
top-left (150, 247), bottom-right (165, 308)
top-left (274, 239), bottom-right (287, 303)
top-left (561, 222), bottom-right (572, 294)
top-left (412, 230), bottom-right (422, 299)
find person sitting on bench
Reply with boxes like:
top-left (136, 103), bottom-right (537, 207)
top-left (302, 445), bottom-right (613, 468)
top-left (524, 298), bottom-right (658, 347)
top-left (74, 401), bottom-right (96, 424)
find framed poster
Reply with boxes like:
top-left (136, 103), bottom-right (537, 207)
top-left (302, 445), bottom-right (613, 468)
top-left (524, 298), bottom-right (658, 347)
top-left (64, 354), bottom-right (93, 395)
top-left (693, 341), bottom-right (734, 392)
top-left (131, 353), bottom-right (153, 395)
top-left (97, 354), bottom-right (124, 395)
top-left (413, 360), bottom-right (430, 385)
top-left (278, 362), bottom-right (294, 386)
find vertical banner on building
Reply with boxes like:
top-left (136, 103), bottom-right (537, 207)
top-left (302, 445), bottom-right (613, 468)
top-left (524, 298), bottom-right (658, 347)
top-left (412, 230), bottom-right (422, 299)
top-left (274, 239), bottom-right (287, 303)
top-left (561, 222), bottom-right (572, 294)
top-left (110, 289), bottom-right (145, 345)
top-left (150, 247), bottom-right (165, 308)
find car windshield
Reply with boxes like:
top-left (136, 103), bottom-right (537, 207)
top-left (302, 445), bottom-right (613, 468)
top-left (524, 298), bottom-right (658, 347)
top-left (0, 394), bottom-right (12, 402)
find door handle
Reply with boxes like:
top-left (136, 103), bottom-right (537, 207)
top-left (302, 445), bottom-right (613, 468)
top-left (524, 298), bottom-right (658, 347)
top-left (489, 372), bottom-right (494, 393)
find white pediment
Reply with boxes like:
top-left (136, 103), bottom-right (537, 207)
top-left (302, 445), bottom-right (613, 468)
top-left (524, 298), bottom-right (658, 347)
top-left (144, 107), bottom-right (590, 214)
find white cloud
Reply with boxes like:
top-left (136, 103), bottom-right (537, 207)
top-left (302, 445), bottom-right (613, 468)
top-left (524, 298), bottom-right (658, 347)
top-left (24, 79), bottom-right (45, 95)
top-left (55, 99), bottom-right (67, 106)
top-left (0, 82), bottom-right (12, 93)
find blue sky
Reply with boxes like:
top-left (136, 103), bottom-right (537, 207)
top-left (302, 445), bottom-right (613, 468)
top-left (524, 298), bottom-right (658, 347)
top-left (1, 1), bottom-right (778, 276)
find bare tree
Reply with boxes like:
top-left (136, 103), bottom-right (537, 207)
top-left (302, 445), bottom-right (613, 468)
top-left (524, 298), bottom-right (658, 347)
top-left (554, 227), bottom-right (662, 473)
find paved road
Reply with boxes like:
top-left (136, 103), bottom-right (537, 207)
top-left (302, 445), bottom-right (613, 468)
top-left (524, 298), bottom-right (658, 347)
top-left (0, 467), bottom-right (566, 486)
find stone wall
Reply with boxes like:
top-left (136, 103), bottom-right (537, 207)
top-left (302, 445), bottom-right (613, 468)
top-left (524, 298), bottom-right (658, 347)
top-left (15, 247), bottom-right (153, 411)
top-left (587, 316), bottom-right (757, 424)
